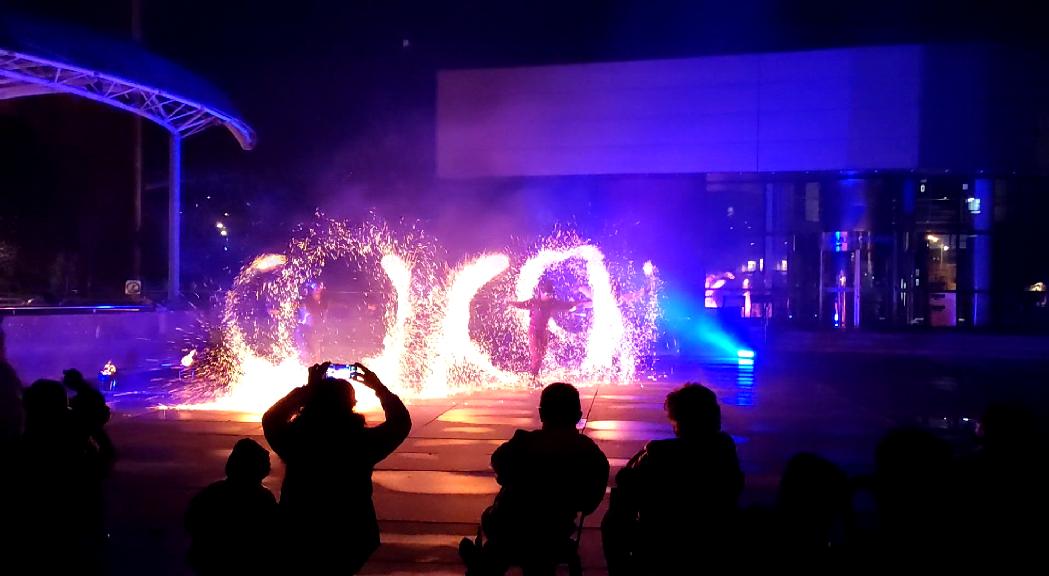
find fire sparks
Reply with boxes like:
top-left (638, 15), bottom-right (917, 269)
top-left (176, 215), bottom-right (660, 414)
top-left (248, 253), bottom-right (287, 274)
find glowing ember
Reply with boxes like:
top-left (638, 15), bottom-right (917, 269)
top-left (100, 360), bottom-right (117, 377)
top-left (180, 349), bottom-right (197, 368)
top-left (248, 253), bottom-right (287, 274)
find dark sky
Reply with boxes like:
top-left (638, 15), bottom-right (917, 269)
top-left (7, 0), bottom-right (1047, 185)
top-left (10, 1), bottom-right (1049, 143)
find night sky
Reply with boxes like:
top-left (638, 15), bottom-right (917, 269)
top-left (1, 0), bottom-right (1046, 298)
top-left (10, 1), bottom-right (1048, 179)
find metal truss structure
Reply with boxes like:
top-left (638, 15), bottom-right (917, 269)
top-left (1, 43), bottom-right (255, 302)
top-left (0, 48), bottom-right (255, 149)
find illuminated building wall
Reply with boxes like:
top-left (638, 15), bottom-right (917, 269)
top-left (436, 45), bottom-right (1049, 330)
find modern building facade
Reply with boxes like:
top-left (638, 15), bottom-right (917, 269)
top-left (436, 44), bottom-right (1049, 330)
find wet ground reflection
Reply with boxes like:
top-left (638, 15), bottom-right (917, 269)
top-left (372, 470), bottom-right (499, 495)
top-left (585, 419), bottom-right (673, 441)
top-left (437, 408), bottom-right (536, 427)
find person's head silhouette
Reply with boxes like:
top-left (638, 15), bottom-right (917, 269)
top-left (778, 452), bottom-right (849, 540)
top-left (539, 382), bottom-right (582, 429)
top-left (537, 278), bottom-right (555, 300)
top-left (23, 379), bottom-right (68, 430)
top-left (873, 427), bottom-right (952, 534)
top-left (665, 383), bottom-right (721, 438)
top-left (299, 377), bottom-right (364, 428)
top-left (225, 438), bottom-right (271, 485)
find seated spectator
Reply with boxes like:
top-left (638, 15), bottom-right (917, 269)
top-left (460, 382), bottom-right (609, 575)
top-left (186, 438), bottom-right (279, 575)
top-left (748, 452), bottom-right (851, 570)
top-left (263, 362), bottom-right (411, 575)
top-left (0, 328), bottom-right (21, 560)
top-left (0, 325), bottom-right (22, 456)
top-left (961, 404), bottom-right (1049, 565)
top-left (13, 369), bottom-right (115, 576)
top-left (778, 453), bottom-right (850, 549)
top-left (0, 331), bottom-right (21, 457)
top-left (871, 427), bottom-right (956, 566)
top-left (602, 383), bottom-right (743, 575)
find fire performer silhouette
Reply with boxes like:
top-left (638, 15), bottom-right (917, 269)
top-left (297, 281), bottom-right (328, 363)
top-left (511, 279), bottom-right (587, 385)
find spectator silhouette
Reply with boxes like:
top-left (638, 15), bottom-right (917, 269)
top-left (186, 438), bottom-right (279, 575)
top-left (961, 404), bottom-right (1049, 564)
top-left (263, 362), bottom-right (411, 574)
top-left (744, 452), bottom-right (851, 570)
top-left (602, 383), bottom-right (743, 575)
top-left (12, 370), bottom-right (115, 575)
top-left (777, 453), bottom-right (850, 552)
top-left (0, 325), bottom-right (22, 456)
top-left (460, 382), bottom-right (609, 575)
top-left (0, 327), bottom-right (21, 562)
top-left (871, 427), bottom-right (956, 566)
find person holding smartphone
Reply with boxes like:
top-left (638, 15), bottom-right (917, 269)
top-left (262, 362), bottom-right (411, 574)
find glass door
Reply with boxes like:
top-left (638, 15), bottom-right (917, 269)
top-left (820, 231), bottom-right (863, 329)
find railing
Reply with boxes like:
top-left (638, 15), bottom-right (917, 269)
top-left (0, 304), bottom-right (154, 316)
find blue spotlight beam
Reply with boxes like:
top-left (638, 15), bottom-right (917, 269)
top-left (660, 287), bottom-right (755, 362)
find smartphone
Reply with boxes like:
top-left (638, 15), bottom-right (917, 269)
top-left (326, 363), bottom-right (359, 379)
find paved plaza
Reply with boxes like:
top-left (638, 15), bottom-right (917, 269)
top-left (102, 357), bottom-right (899, 575)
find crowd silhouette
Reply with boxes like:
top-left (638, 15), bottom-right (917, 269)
top-left (1, 330), bottom-right (1047, 575)
top-left (0, 357), bottom-right (115, 575)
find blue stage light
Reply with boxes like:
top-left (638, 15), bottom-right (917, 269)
top-left (659, 286), bottom-right (756, 361)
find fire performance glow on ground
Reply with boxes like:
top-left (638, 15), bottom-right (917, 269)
top-left (172, 215), bottom-right (661, 414)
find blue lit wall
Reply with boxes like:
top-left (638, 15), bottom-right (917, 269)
top-left (438, 45), bottom-right (922, 177)
top-left (438, 44), bottom-right (1040, 178)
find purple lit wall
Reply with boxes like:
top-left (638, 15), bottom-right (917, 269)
top-left (437, 46), bottom-right (922, 178)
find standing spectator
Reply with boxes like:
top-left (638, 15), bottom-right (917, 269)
top-left (13, 369), bottom-right (115, 575)
top-left (0, 324), bottom-right (22, 456)
top-left (263, 362), bottom-right (411, 574)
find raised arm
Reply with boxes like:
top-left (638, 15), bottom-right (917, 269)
top-left (262, 386), bottom-right (311, 460)
top-left (263, 365), bottom-right (325, 461)
top-left (354, 363), bottom-right (412, 464)
top-left (552, 298), bottom-right (586, 312)
top-left (510, 298), bottom-right (534, 310)
top-left (64, 369), bottom-right (117, 476)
